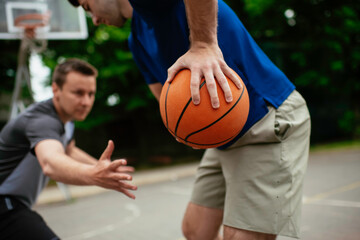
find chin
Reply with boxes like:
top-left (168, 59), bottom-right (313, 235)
top-left (113, 18), bottom-right (126, 27)
top-left (111, 22), bottom-right (123, 27)
top-left (74, 114), bottom-right (88, 121)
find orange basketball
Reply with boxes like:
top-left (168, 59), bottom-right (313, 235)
top-left (159, 69), bottom-right (249, 149)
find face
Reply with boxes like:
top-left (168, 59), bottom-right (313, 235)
top-left (52, 71), bottom-right (96, 122)
top-left (78, 0), bottom-right (133, 27)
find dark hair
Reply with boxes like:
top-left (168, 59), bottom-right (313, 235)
top-left (67, 0), bottom-right (80, 7)
top-left (52, 58), bottom-right (98, 88)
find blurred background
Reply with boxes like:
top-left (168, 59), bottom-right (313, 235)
top-left (0, 0), bottom-right (359, 169)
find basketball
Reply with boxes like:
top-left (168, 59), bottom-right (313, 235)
top-left (159, 69), bottom-right (249, 149)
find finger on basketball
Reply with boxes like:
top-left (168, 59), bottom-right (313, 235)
top-left (223, 66), bottom-right (242, 89)
top-left (204, 71), bottom-right (220, 109)
top-left (166, 60), bottom-right (183, 82)
top-left (190, 70), bottom-right (201, 105)
top-left (214, 67), bottom-right (233, 103)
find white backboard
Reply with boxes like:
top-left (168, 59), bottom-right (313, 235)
top-left (0, 0), bottom-right (88, 39)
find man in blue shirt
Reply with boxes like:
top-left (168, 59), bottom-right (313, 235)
top-left (68, 0), bottom-right (311, 239)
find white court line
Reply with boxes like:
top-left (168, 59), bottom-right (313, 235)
top-left (64, 203), bottom-right (141, 240)
top-left (64, 225), bottom-right (116, 240)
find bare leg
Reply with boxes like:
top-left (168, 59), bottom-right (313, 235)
top-left (182, 202), bottom-right (223, 240)
top-left (224, 225), bottom-right (276, 240)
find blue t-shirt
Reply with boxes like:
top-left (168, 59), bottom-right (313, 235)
top-left (128, 0), bottom-right (295, 148)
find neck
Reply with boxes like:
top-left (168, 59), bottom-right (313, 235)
top-left (52, 98), bottom-right (70, 124)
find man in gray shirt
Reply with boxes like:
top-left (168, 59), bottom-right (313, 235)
top-left (0, 58), bottom-right (137, 240)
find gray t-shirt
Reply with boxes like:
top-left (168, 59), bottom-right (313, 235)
top-left (0, 99), bottom-right (74, 207)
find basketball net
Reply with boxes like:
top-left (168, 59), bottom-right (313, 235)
top-left (9, 12), bottom-right (50, 120)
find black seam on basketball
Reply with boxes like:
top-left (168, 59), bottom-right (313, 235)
top-left (164, 83), bottom-right (171, 129)
top-left (174, 81), bottom-right (207, 137)
top-left (174, 99), bottom-right (192, 136)
top-left (168, 124), bottom-right (242, 147)
top-left (187, 135), bottom-right (234, 146)
top-left (175, 131), bottom-right (240, 146)
top-left (184, 85), bottom-right (245, 142)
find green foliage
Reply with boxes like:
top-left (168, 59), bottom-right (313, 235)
top-left (226, 0), bottom-right (360, 140)
top-left (338, 110), bottom-right (355, 133)
top-left (243, 0), bottom-right (276, 16)
top-left (0, 40), bottom-right (22, 94)
top-left (40, 19), bottom-right (157, 131)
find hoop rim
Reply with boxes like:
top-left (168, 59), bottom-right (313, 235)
top-left (14, 12), bottom-right (50, 29)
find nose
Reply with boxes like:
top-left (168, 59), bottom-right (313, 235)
top-left (81, 94), bottom-right (93, 107)
top-left (92, 16), bottom-right (101, 26)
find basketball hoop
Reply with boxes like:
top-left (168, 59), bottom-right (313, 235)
top-left (14, 12), bottom-right (50, 40)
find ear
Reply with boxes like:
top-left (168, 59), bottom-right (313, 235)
top-left (52, 82), bottom-right (60, 99)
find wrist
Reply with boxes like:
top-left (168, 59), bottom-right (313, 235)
top-left (81, 164), bottom-right (97, 185)
top-left (190, 40), bottom-right (218, 49)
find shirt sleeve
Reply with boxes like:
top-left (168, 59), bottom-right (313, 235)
top-left (25, 115), bottom-right (65, 150)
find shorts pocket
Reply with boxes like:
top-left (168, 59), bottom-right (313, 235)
top-left (274, 110), bottom-right (293, 141)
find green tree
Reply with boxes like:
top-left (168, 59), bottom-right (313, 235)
top-left (226, 0), bottom-right (360, 140)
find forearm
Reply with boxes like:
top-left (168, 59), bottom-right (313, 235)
top-left (184, 0), bottom-right (218, 46)
top-left (36, 140), bottom-right (95, 185)
top-left (41, 152), bottom-right (95, 185)
top-left (68, 146), bottom-right (98, 165)
top-left (36, 139), bottom-right (136, 198)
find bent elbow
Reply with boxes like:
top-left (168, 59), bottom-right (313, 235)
top-left (41, 162), bottom-right (53, 177)
top-left (39, 158), bottom-right (55, 178)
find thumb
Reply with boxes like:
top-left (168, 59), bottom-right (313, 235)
top-left (99, 140), bottom-right (114, 161)
top-left (166, 60), bottom-right (185, 83)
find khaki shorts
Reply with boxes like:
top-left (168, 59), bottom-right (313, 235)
top-left (190, 90), bottom-right (311, 238)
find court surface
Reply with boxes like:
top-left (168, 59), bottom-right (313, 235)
top-left (35, 148), bottom-right (360, 240)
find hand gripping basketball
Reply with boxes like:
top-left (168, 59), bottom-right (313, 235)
top-left (159, 69), bottom-right (249, 149)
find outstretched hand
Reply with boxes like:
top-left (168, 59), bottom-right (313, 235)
top-left (166, 43), bottom-right (242, 109)
top-left (91, 140), bottom-right (137, 199)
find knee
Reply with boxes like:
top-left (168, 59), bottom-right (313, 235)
top-left (224, 226), bottom-right (276, 240)
top-left (182, 203), bottom-right (223, 240)
top-left (182, 218), bottom-right (195, 240)
top-left (182, 219), bottom-right (219, 240)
